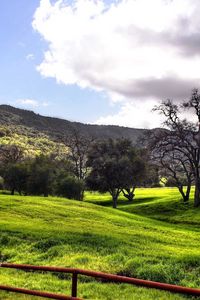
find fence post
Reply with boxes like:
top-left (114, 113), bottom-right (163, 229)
top-left (71, 272), bottom-right (78, 298)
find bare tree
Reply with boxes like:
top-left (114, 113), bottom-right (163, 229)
top-left (62, 128), bottom-right (94, 200)
top-left (152, 89), bottom-right (200, 206)
top-left (149, 130), bottom-right (193, 202)
top-left (64, 129), bottom-right (94, 180)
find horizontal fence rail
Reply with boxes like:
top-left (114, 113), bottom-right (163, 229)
top-left (1, 263), bottom-right (200, 299)
top-left (0, 285), bottom-right (81, 300)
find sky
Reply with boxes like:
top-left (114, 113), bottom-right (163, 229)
top-left (0, 0), bottom-right (200, 129)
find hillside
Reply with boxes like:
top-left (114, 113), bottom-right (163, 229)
top-left (0, 105), bottom-right (148, 144)
top-left (0, 190), bottom-right (200, 299)
top-left (86, 187), bottom-right (200, 228)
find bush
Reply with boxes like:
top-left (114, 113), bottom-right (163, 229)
top-left (55, 175), bottom-right (84, 200)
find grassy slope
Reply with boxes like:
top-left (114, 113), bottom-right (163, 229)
top-left (86, 187), bottom-right (200, 227)
top-left (0, 191), bottom-right (199, 299)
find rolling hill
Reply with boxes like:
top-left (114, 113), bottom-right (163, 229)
top-left (0, 189), bottom-right (200, 299)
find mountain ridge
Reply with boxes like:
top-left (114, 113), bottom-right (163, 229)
top-left (0, 104), bottom-right (150, 143)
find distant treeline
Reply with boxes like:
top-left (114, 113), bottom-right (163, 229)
top-left (0, 130), bottom-right (159, 208)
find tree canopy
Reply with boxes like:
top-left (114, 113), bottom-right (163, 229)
top-left (87, 139), bottom-right (146, 208)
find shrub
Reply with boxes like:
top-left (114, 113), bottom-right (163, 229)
top-left (55, 175), bottom-right (84, 200)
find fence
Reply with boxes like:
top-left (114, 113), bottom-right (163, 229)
top-left (1, 263), bottom-right (200, 299)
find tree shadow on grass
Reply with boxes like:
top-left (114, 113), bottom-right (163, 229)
top-left (86, 197), bottom-right (158, 208)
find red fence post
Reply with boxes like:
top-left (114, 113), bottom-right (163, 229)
top-left (71, 273), bottom-right (78, 298)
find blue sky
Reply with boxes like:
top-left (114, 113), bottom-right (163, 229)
top-left (0, 0), bottom-right (199, 128)
top-left (0, 0), bottom-right (119, 123)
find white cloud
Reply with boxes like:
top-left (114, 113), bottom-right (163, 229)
top-left (96, 100), bottom-right (165, 129)
top-left (32, 0), bottom-right (200, 128)
top-left (16, 99), bottom-right (49, 108)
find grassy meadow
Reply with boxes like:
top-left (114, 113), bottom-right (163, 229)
top-left (0, 187), bottom-right (200, 299)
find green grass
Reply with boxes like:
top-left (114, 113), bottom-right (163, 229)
top-left (0, 189), bottom-right (200, 299)
top-left (85, 187), bottom-right (200, 228)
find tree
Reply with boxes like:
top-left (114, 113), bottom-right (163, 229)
top-left (62, 128), bottom-right (94, 200)
top-left (55, 174), bottom-right (84, 200)
top-left (152, 89), bottom-right (200, 206)
top-left (3, 163), bottom-right (29, 195)
top-left (87, 139), bottom-right (146, 208)
top-left (63, 128), bottom-right (94, 180)
top-left (120, 148), bottom-right (146, 202)
top-left (27, 155), bottom-right (55, 197)
top-left (142, 163), bottom-right (160, 187)
top-left (149, 130), bottom-right (193, 202)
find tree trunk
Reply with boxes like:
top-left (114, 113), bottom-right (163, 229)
top-left (112, 195), bottom-right (117, 208)
top-left (79, 183), bottom-right (85, 201)
top-left (183, 194), bottom-right (189, 203)
top-left (111, 189), bottom-right (120, 208)
top-left (184, 183), bottom-right (191, 203)
top-left (122, 188), bottom-right (135, 202)
top-left (194, 179), bottom-right (200, 207)
top-left (178, 185), bottom-right (190, 203)
top-left (79, 189), bottom-right (84, 201)
top-left (109, 188), bottom-right (121, 208)
top-left (11, 188), bottom-right (14, 195)
top-left (127, 194), bottom-right (134, 202)
top-left (178, 186), bottom-right (185, 202)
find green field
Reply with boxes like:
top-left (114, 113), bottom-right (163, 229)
top-left (0, 187), bottom-right (200, 299)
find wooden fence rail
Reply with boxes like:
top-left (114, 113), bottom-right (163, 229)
top-left (1, 263), bottom-right (200, 299)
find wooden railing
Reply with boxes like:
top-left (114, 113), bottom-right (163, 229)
top-left (1, 263), bottom-right (200, 299)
